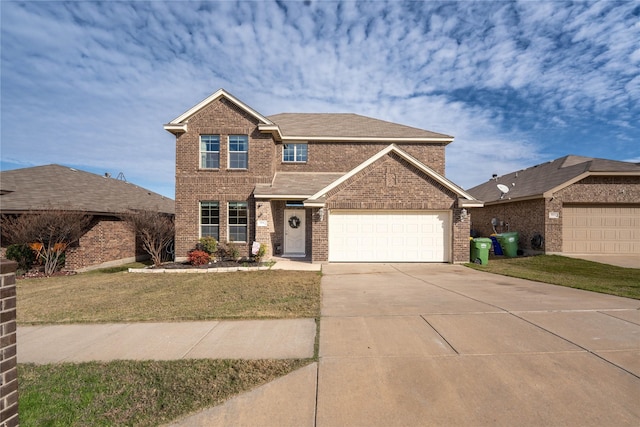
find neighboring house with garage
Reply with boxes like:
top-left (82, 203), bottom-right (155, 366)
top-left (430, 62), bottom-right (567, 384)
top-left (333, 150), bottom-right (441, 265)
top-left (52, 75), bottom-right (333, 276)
top-left (0, 164), bottom-right (175, 271)
top-left (466, 155), bottom-right (640, 255)
top-left (164, 89), bottom-right (481, 263)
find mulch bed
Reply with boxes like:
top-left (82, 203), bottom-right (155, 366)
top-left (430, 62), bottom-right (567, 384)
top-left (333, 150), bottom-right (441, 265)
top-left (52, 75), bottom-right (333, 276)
top-left (19, 270), bottom-right (77, 279)
top-left (151, 260), bottom-right (267, 270)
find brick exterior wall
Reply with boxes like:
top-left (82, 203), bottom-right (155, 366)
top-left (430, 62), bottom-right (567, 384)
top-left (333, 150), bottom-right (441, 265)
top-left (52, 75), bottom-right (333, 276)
top-left (320, 152), bottom-right (468, 262)
top-left (172, 96), bottom-right (463, 262)
top-left (470, 176), bottom-right (640, 253)
top-left (470, 199), bottom-right (546, 253)
top-left (1, 259), bottom-right (18, 427)
top-left (311, 208), bottom-right (328, 262)
top-left (277, 142), bottom-right (447, 175)
top-left (174, 98), bottom-right (276, 258)
top-left (325, 153), bottom-right (456, 210)
top-left (65, 218), bottom-right (141, 271)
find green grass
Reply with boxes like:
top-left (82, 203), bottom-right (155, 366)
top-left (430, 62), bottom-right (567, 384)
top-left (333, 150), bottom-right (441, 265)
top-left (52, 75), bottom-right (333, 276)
top-left (17, 270), bottom-right (321, 324)
top-left (466, 255), bottom-right (640, 299)
top-left (19, 359), bottom-right (310, 427)
top-left (17, 268), bottom-right (321, 425)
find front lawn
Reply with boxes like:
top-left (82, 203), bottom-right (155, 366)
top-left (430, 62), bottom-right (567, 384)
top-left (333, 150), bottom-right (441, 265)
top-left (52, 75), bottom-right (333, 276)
top-left (17, 269), bottom-right (321, 324)
top-left (17, 267), bottom-right (321, 425)
top-left (466, 255), bottom-right (640, 299)
top-left (19, 359), bottom-right (309, 427)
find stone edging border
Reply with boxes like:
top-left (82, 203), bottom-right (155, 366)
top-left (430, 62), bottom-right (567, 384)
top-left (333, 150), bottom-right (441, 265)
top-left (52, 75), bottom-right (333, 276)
top-left (128, 266), bottom-right (272, 273)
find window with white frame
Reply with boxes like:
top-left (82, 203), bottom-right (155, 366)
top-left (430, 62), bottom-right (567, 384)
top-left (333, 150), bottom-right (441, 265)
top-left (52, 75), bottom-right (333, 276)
top-left (200, 135), bottom-right (220, 169)
top-left (228, 201), bottom-right (248, 242)
top-left (200, 201), bottom-right (219, 240)
top-left (283, 143), bottom-right (308, 162)
top-left (228, 135), bottom-right (248, 169)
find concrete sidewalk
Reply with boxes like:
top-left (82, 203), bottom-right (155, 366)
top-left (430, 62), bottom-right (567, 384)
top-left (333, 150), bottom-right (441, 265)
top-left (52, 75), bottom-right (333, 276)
top-left (17, 319), bottom-right (316, 364)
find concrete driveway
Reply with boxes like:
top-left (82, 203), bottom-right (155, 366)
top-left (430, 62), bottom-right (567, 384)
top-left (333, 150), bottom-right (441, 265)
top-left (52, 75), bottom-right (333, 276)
top-left (317, 263), bottom-right (640, 426)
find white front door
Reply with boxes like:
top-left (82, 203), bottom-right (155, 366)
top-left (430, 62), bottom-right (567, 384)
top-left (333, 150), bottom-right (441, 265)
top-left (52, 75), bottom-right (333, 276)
top-left (284, 209), bottom-right (306, 256)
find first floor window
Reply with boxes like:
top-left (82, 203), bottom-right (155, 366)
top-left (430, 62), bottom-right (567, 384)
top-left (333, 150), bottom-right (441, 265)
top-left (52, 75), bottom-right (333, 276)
top-left (200, 201), bottom-right (219, 239)
top-left (283, 143), bottom-right (308, 162)
top-left (200, 135), bottom-right (220, 169)
top-left (228, 135), bottom-right (248, 169)
top-left (228, 201), bottom-right (248, 242)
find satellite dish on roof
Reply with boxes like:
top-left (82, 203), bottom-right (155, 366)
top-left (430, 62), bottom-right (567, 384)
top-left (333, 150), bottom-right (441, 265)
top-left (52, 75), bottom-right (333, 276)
top-left (497, 184), bottom-right (510, 199)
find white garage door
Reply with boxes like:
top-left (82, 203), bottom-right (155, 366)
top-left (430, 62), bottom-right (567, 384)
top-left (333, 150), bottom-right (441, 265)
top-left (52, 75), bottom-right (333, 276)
top-left (328, 210), bottom-right (450, 262)
top-left (563, 205), bottom-right (640, 254)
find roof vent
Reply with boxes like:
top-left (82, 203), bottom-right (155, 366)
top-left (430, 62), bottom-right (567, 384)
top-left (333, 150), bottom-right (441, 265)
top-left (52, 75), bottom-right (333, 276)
top-left (104, 173), bottom-right (111, 178)
top-left (492, 174), bottom-right (498, 180)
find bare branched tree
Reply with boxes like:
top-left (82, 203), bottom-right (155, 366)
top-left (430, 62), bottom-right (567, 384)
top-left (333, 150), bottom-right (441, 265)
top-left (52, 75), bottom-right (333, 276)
top-left (123, 210), bottom-right (174, 267)
top-left (1, 211), bottom-right (92, 276)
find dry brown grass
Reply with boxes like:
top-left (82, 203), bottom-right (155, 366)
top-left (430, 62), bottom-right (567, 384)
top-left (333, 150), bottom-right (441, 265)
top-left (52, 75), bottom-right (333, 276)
top-left (17, 269), bottom-right (321, 324)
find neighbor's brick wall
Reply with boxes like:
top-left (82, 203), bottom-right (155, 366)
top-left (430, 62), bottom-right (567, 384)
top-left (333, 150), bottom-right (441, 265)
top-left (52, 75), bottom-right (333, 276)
top-left (471, 176), bottom-right (640, 253)
top-left (471, 199), bottom-right (546, 252)
top-left (545, 175), bottom-right (640, 252)
top-left (1, 259), bottom-right (18, 427)
top-left (555, 175), bottom-right (640, 204)
top-left (65, 218), bottom-right (139, 271)
top-left (174, 98), bottom-right (275, 258)
top-left (276, 142), bottom-right (447, 175)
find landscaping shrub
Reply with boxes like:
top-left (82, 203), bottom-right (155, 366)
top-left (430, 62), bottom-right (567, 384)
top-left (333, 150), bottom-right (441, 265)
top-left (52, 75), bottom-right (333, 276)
top-left (187, 250), bottom-right (210, 266)
top-left (5, 243), bottom-right (36, 270)
top-left (196, 237), bottom-right (218, 255)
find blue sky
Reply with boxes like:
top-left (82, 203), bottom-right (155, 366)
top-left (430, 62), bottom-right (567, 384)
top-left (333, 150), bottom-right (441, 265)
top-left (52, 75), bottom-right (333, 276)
top-left (1, 0), bottom-right (639, 199)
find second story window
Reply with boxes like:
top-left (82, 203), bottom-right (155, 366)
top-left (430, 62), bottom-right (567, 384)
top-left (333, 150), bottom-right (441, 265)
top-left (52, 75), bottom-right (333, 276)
top-left (228, 135), bottom-right (248, 169)
top-left (200, 135), bottom-right (220, 169)
top-left (283, 143), bottom-right (308, 162)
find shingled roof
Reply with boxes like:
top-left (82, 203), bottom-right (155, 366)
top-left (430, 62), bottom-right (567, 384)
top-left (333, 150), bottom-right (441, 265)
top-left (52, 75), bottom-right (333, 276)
top-left (0, 165), bottom-right (174, 215)
top-left (254, 172), bottom-right (346, 198)
top-left (267, 113), bottom-right (452, 141)
top-left (467, 155), bottom-right (640, 204)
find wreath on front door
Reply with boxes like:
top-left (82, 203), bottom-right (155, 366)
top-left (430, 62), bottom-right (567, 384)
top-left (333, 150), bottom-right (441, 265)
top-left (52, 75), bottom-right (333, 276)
top-left (288, 215), bottom-right (301, 229)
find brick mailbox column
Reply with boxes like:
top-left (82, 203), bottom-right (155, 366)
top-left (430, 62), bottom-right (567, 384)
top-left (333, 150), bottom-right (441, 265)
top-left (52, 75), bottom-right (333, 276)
top-left (1, 259), bottom-right (18, 427)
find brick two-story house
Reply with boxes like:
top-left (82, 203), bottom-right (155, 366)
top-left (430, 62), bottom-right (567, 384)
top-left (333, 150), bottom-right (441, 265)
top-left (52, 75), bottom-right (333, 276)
top-left (164, 89), bottom-right (481, 263)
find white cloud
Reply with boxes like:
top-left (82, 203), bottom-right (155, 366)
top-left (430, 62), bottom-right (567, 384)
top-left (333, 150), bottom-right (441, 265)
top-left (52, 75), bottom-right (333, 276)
top-left (1, 0), bottom-right (638, 197)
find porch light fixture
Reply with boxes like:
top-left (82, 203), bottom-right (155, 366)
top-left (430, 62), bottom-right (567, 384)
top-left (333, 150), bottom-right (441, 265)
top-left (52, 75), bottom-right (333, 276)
top-left (317, 208), bottom-right (325, 221)
top-left (460, 208), bottom-right (468, 221)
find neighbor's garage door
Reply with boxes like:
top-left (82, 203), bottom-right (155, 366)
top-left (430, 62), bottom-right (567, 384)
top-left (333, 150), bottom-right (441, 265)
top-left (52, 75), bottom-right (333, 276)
top-left (328, 210), bottom-right (450, 262)
top-left (563, 205), bottom-right (640, 254)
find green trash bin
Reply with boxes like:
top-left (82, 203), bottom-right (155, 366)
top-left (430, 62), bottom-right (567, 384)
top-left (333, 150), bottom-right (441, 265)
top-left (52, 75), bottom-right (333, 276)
top-left (497, 232), bottom-right (519, 257)
top-left (470, 237), bottom-right (492, 265)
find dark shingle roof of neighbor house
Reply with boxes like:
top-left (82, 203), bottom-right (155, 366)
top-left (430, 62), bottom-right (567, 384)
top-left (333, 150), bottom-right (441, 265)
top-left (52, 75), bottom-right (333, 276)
top-left (467, 155), bottom-right (640, 203)
top-left (0, 164), bottom-right (174, 215)
top-left (267, 113), bottom-right (453, 140)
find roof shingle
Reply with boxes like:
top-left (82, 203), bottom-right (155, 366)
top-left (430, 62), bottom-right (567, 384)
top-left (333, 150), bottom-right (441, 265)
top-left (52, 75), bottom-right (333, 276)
top-left (267, 113), bottom-right (452, 140)
top-left (467, 155), bottom-right (640, 203)
top-left (0, 165), bottom-right (174, 215)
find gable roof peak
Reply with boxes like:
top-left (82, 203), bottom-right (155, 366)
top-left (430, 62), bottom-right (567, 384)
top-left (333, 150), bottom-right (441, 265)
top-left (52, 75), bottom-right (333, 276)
top-left (163, 88), bottom-right (274, 134)
top-left (560, 155), bottom-right (594, 168)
